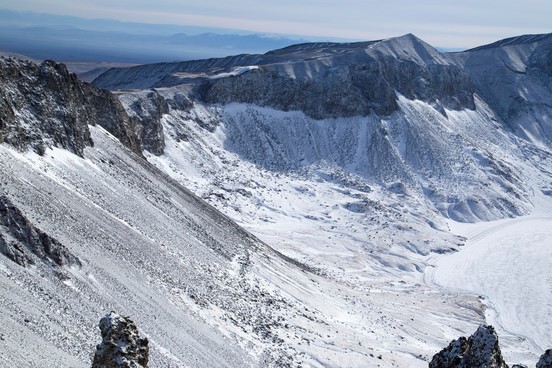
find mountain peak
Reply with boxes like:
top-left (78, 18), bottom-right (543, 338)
top-left (371, 33), bottom-right (446, 64)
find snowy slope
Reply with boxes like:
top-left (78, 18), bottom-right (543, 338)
top-left (0, 128), bottom-right (261, 367)
top-left (0, 126), bottom-right (489, 368)
top-left (138, 95), bottom-right (551, 365)
top-left (449, 33), bottom-right (552, 147)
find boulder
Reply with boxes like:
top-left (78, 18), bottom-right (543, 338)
top-left (92, 312), bottom-right (149, 368)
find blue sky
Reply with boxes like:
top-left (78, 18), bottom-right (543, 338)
top-left (3, 0), bottom-right (552, 48)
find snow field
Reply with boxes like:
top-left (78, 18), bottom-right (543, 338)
top-left (431, 195), bottom-right (552, 365)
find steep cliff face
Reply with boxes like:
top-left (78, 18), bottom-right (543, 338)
top-left (117, 90), bottom-right (170, 155)
top-left (451, 33), bottom-right (552, 146)
top-left (200, 35), bottom-right (475, 119)
top-left (0, 57), bottom-right (141, 156)
top-left (95, 35), bottom-right (475, 119)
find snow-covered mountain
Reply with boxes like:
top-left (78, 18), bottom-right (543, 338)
top-left (1, 32), bottom-right (552, 367)
top-left (95, 33), bottom-right (552, 221)
top-left (93, 33), bottom-right (552, 365)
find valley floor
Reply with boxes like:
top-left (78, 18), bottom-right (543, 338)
top-left (428, 194), bottom-right (552, 366)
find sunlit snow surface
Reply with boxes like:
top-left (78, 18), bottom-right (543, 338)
top-left (431, 196), bottom-right (552, 365)
top-left (0, 126), bottom-right (486, 368)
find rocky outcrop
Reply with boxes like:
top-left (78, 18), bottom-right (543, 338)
top-left (0, 57), bottom-right (141, 156)
top-left (430, 325), bottom-right (508, 368)
top-left (92, 311), bottom-right (149, 368)
top-left (537, 350), bottom-right (552, 368)
top-left (123, 90), bottom-right (169, 155)
top-left (0, 195), bottom-right (80, 268)
top-left (81, 82), bottom-right (142, 155)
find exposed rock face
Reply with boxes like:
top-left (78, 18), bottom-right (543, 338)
top-left (92, 312), bottom-right (149, 368)
top-left (93, 34), bottom-right (476, 119)
top-left (429, 325), bottom-right (508, 368)
top-left (123, 90), bottom-right (169, 155)
top-left (0, 195), bottom-right (80, 268)
top-left (0, 57), bottom-right (142, 156)
top-left (537, 350), bottom-right (552, 368)
top-left (81, 82), bottom-right (142, 155)
top-left (200, 52), bottom-right (475, 119)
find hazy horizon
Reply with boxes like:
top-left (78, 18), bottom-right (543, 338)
top-left (0, 6), bottom-right (551, 65)
top-left (3, 1), bottom-right (552, 49)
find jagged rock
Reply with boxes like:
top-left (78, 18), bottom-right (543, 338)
top-left (124, 90), bottom-right (169, 155)
top-left (429, 325), bottom-right (508, 368)
top-left (0, 195), bottom-right (80, 268)
top-left (537, 349), bottom-right (552, 368)
top-left (92, 311), bottom-right (149, 368)
top-left (0, 57), bottom-right (142, 156)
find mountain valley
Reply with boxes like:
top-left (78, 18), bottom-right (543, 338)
top-left (1, 32), bottom-right (552, 367)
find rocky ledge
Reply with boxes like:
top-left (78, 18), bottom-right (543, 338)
top-left (0, 195), bottom-right (80, 269)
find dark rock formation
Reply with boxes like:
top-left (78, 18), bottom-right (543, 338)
top-left (92, 311), bottom-right (149, 368)
top-left (430, 325), bottom-right (508, 368)
top-left (200, 54), bottom-right (474, 119)
top-left (537, 350), bottom-right (552, 368)
top-left (124, 90), bottom-right (169, 155)
top-left (0, 57), bottom-right (142, 156)
top-left (0, 195), bottom-right (80, 268)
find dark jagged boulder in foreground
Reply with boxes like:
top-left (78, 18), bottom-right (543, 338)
top-left (92, 312), bottom-right (149, 368)
top-left (0, 195), bottom-right (80, 268)
top-left (430, 325), bottom-right (508, 368)
top-left (0, 57), bottom-right (142, 156)
top-left (537, 350), bottom-right (552, 368)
